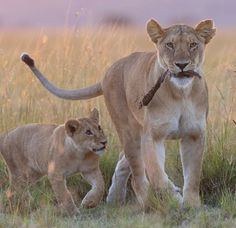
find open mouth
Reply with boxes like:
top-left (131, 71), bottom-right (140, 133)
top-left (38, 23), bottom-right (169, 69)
top-left (171, 70), bottom-right (201, 79)
top-left (93, 146), bottom-right (106, 152)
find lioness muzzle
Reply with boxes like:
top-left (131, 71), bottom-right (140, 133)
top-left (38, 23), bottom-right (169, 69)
top-left (139, 70), bottom-right (202, 108)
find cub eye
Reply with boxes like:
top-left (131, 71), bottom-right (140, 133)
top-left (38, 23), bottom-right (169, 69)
top-left (98, 125), bottom-right (102, 131)
top-left (85, 129), bottom-right (93, 136)
top-left (166, 42), bottom-right (174, 50)
top-left (190, 42), bottom-right (198, 49)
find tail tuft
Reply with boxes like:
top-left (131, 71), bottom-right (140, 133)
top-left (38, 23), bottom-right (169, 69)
top-left (21, 53), bottom-right (35, 67)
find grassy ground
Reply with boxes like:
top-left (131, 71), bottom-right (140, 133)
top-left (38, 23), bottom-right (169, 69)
top-left (0, 27), bottom-right (236, 227)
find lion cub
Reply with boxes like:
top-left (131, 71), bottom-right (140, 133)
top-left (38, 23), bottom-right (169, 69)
top-left (0, 108), bottom-right (107, 215)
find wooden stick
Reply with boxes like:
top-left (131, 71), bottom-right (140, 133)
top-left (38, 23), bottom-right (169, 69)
top-left (139, 70), bottom-right (201, 109)
top-left (139, 70), bottom-right (169, 109)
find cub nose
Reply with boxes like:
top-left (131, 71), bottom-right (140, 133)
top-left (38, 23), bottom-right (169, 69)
top-left (175, 62), bottom-right (189, 71)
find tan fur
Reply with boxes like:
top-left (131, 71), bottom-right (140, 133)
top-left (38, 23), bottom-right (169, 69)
top-left (0, 109), bottom-right (107, 216)
top-left (22, 19), bottom-right (216, 208)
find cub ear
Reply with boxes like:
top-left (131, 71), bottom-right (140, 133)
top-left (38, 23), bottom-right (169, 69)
top-left (90, 108), bottom-right (99, 122)
top-left (147, 19), bottom-right (164, 43)
top-left (195, 20), bottom-right (216, 44)
top-left (65, 119), bottom-right (80, 137)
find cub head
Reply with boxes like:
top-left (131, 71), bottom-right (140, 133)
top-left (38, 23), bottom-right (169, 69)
top-left (65, 108), bottom-right (107, 156)
top-left (147, 19), bottom-right (216, 75)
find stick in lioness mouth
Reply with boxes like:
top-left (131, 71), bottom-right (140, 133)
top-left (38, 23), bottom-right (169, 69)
top-left (139, 70), bottom-right (202, 108)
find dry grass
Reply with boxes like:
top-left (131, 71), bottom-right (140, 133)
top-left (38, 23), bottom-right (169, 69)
top-left (0, 27), bottom-right (236, 227)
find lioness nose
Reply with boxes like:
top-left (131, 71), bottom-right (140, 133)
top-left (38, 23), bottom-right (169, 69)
top-left (175, 62), bottom-right (189, 71)
top-left (101, 140), bottom-right (107, 146)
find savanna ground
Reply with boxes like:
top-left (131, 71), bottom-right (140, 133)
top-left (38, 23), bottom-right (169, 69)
top-left (0, 26), bottom-right (236, 227)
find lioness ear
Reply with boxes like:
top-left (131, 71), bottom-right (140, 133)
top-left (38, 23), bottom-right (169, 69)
top-left (147, 19), bottom-right (164, 43)
top-left (65, 119), bottom-right (80, 137)
top-left (90, 108), bottom-right (99, 122)
top-left (195, 20), bottom-right (216, 44)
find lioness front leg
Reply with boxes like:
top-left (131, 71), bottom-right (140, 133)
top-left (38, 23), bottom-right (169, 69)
top-left (142, 134), bottom-right (182, 201)
top-left (81, 168), bottom-right (105, 208)
top-left (48, 174), bottom-right (78, 216)
top-left (123, 141), bottom-right (149, 207)
top-left (180, 133), bottom-right (205, 207)
top-left (106, 153), bottom-right (131, 205)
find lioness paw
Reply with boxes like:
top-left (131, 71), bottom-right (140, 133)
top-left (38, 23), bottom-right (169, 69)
top-left (81, 198), bottom-right (99, 208)
top-left (62, 206), bottom-right (79, 217)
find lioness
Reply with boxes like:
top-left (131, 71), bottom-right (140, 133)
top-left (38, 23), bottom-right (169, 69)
top-left (0, 109), bottom-right (107, 215)
top-left (21, 19), bottom-right (216, 208)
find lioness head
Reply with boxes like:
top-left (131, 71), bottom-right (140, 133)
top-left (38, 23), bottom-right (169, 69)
top-left (65, 108), bottom-right (107, 156)
top-left (147, 19), bottom-right (216, 75)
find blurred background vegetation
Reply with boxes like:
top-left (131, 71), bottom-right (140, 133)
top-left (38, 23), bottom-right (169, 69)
top-left (0, 0), bottom-right (236, 226)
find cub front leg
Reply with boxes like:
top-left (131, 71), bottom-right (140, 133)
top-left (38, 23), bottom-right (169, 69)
top-left (81, 168), bottom-right (105, 208)
top-left (48, 174), bottom-right (78, 216)
top-left (180, 132), bottom-right (205, 207)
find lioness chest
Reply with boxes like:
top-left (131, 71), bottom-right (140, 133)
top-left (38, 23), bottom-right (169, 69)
top-left (149, 95), bottom-right (207, 140)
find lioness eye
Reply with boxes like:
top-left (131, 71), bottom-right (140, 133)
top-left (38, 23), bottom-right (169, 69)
top-left (166, 42), bottom-right (174, 49)
top-left (98, 125), bottom-right (102, 131)
top-left (190, 42), bottom-right (198, 49)
top-left (85, 130), bottom-right (93, 136)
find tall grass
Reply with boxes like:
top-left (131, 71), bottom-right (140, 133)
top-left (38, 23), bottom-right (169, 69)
top-left (0, 27), bottom-right (236, 226)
